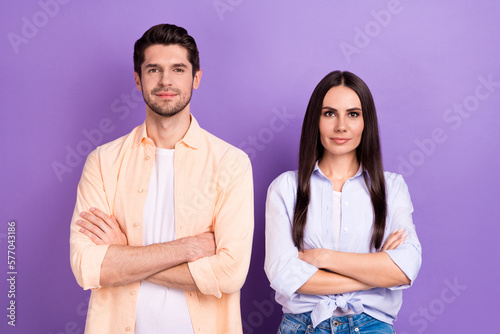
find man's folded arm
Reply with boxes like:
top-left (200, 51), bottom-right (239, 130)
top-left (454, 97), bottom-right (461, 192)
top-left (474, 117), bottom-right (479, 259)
top-left (70, 150), bottom-right (114, 290)
top-left (76, 206), bottom-right (216, 288)
top-left (145, 263), bottom-right (198, 291)
top-left (188, 151), bottom-right (254, 297)
top-left (70, 150), bottom-right (216, 290)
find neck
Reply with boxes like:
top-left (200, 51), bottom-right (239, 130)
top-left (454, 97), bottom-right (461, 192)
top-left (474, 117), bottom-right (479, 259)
top-left (318, 152), bottom-right (359, 186)
top-left (145, 108), bottom-right (191, 149)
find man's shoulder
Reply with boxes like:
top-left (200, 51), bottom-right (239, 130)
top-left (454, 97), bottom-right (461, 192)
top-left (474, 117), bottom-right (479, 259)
top-left (199, 127), bottom-right (250, 163)
top-left (92, 124), bottom-right (142, 158)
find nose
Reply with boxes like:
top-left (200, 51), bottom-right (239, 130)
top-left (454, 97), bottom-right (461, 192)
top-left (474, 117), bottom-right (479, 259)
top-left (334, 115), bottom-right (347, 132)
top-left (158, 72), bottom-right (172, 86)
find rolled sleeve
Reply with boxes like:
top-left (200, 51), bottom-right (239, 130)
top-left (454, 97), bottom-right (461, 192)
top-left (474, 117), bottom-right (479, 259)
top-left (265, 172), bottom-right (318, 299)
top-left (188, 257), bottom-right (221, 297)
top-left (69, 150), bottom-right (111, 290)
top-left (384, 174), bottom-right (422, 290)
top-left (385, 243), bottom-right (421, 290)
top-left (188, 151), bottom-right (254, 297)
top-left (269, 251), bottom-right (318, 298)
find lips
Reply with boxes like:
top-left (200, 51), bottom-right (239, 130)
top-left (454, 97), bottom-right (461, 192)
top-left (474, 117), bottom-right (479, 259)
top-left (155, 92), bottom-right (177, 98)
top-left (331, 138), bottom-right (350, 144)
top-left (152, 88), bottom-right (179, 99)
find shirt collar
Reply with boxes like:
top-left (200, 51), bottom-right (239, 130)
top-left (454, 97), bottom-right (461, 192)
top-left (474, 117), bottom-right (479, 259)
top-left (313, 160), bottom-right (364, 180)
top-left (133, 114), bottom-right (201, 149)
top-left (178, 114), bottom-right (201, 149)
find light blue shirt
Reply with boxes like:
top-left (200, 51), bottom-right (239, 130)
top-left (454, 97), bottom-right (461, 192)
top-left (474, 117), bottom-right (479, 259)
top-left (264, 162), bottom-right (422, 327)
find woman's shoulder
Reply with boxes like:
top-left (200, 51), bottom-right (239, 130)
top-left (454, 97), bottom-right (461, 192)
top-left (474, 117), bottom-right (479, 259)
top-left (268, 170), bottom-right (299, 192)
top-left (383, 171), bottom-right (405, 184)
top-left (383, 170), bottom-right (411, 198)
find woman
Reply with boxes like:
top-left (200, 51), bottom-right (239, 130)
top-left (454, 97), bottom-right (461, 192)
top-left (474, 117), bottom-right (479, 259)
top-left (265, 71), bottom-right (422, 333)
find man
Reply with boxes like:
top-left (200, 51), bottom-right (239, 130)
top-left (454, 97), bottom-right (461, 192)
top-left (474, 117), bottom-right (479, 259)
top-left (69, 24), bottom-right (254, 334)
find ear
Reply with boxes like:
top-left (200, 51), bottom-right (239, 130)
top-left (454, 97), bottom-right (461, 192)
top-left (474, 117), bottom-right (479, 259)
top-left (192, 69), bottom-right (202, 90)
top-left (134, 72), bottom-right (142, 91)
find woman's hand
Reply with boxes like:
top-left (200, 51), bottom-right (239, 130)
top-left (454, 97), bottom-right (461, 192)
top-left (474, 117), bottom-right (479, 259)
top-left (299, 228), bottom-right (406, 270)
top-left (299, 248), bottom-right (326, 268)
top-left (381, 228), bottom-right (407, 251)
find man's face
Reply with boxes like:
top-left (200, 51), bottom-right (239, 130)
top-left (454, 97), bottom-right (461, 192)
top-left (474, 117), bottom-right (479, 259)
top-left (135, 44), bottom-right (201, 118)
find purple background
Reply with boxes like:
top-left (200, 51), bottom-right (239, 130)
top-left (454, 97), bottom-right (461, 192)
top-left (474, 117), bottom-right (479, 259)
top-left (1, 0), bottom-right (499, 333)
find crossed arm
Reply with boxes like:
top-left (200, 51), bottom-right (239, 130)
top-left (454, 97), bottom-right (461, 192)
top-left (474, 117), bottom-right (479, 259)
top-left (76, 208), bottom-right (215, 290)
top-left (296, 229), bottom-right (410, 295)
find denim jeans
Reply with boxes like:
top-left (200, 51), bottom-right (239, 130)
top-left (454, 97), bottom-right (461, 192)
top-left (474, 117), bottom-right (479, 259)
top-left (277, 312), bottom-right (395, 334)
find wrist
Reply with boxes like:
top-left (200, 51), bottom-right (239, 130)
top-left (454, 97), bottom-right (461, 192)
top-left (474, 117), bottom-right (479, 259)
top-left (321, 249), bottom-right (336, 270)
top-left (177, 236), bottom-right (198, 262)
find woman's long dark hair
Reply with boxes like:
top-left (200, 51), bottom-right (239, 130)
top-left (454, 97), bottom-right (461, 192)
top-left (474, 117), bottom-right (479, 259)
top-left (292, 71), bottom-right (387, 251)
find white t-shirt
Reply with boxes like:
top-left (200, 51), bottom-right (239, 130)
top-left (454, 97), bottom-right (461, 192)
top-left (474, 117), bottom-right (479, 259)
top-left (135, 148), bottom-right (194, 334)
top-left (332, 190), bottom-right (342, 251)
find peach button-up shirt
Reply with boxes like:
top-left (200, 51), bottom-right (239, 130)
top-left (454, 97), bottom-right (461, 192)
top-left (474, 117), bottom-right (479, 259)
top-left (69, 115), bottom-right (254, 334)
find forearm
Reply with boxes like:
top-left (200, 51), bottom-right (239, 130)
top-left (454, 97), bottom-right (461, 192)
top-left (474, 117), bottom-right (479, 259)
top-left (297, 270), bottom-right (373, 295)
top-left (145, 263), bottom-right (198, 291)
top-left (320, 250), bottom-right (410, 288)
top-left (100, 238), bottom-right (201, 287)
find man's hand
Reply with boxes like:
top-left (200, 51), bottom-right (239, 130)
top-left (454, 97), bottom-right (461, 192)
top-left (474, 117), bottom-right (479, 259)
top-left (77, 207), bottom-right (215, 261)
top-left (182, 232), bottom-right (217, 262)
top-left (76, 208), bottom-right (128, 246)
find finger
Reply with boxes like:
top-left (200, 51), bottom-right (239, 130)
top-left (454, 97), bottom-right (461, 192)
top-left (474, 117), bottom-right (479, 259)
top-left (80, 211), bottom-right (113, 234)
top-left (76, 219), bottom-right (106, 240)
top-left (384, 232), bottom-right (407, 251)
top-left (382, 230), bottom-right (403, 251)
top-left (200, 231), bottom-right (215, 239)
top-left (382, 236), bottom-right (400, 251)
top-left (77, 225), bottom-right (105, 245)
top-left (88, 208), bottom-right (117, 230)
top-left (397, 232), bottom-right (408, 246)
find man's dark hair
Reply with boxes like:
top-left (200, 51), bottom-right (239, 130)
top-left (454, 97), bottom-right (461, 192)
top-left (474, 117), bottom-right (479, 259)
top-left (133, 24), bottom-right (200, 77)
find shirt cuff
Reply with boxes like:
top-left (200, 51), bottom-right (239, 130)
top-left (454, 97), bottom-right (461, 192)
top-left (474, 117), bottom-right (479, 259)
top-left (188, 257), bottom-right (222, 298)
top-left (270, 257), bottom-right (318, 298)
top-left (79, 244), bottom-right (110, 290)
top-left (384, 243), bottom-right (422, 291)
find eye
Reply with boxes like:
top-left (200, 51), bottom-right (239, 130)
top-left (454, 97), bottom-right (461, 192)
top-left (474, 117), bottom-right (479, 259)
top-left (348, 111), bottom-right (360, 117)
top-left (148, 68), bottom-right (160, 73)
top-left (173, 68), bottom-right (185, 73)
top-left (323, 111), bottom-right (335, 117)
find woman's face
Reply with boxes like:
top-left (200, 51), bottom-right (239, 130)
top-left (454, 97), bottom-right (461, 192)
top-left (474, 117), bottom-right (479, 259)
top-left (319, 85), bottom-right (364, 159)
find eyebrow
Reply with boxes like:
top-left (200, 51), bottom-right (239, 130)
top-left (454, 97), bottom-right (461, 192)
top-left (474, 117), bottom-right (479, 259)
top-left (172, 63), bottom-right (188, 68)
top-left (144, 63), bottom-right (189, 69)
top-left (321, 106), bottom-right (362, 111)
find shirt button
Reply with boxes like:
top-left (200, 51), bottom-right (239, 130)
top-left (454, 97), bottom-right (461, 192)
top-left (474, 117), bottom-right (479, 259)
top-left (145, 155), bottom-right (150, 160)
top-left (134, 222), bottom-right (140, 228)
top-left (130, 290), bottom-right (136, 295)
top-left (126, 327), bottom-right (131, 331)
top-left (138, 188), bottom-right (143, 193)
top-left (355, 328), bottom-right (359, 332)
top-left (344, 227), bottom-right (349, 232)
